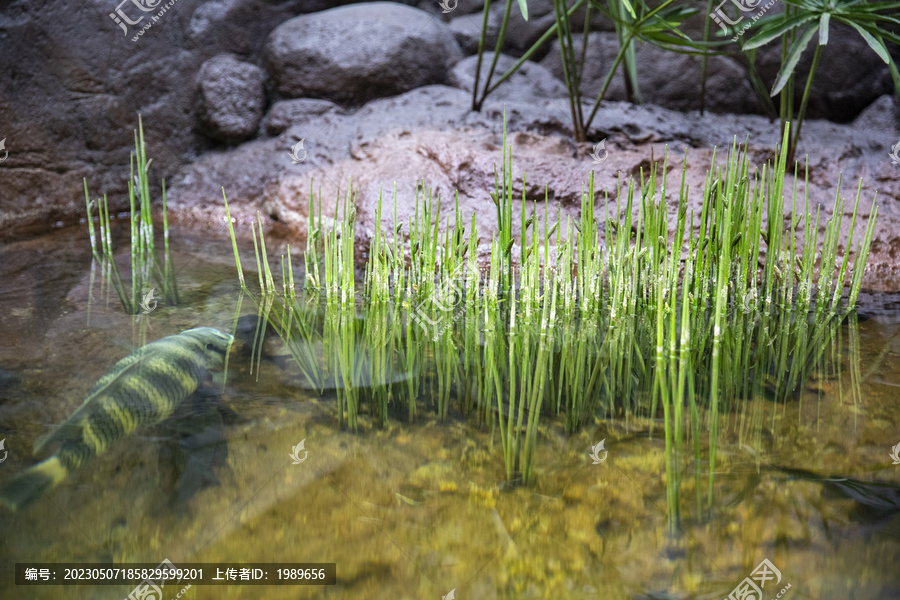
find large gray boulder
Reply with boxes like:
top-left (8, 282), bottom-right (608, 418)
top-left (753, 22), bottom-right (895, 123)
top-left (426, 0), bottom-right (608, 59)
top-left (265, 99), bottom-right (344, 136)
top-left (196, 54), bottom-right (266, 143)
top-left (186, 0), bottom-right (372, 53)
top-left (492, 0), bottom-right (606, 60)
top-left (263, 3), bottom-right (464, 105)
top-left (448, 8), bottom-right (501, 55)
top-left (449, 52), bottom-right (568, 103)
top-left (541, 32), bottom-right (763, 115)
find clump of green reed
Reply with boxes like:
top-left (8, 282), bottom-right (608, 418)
top-left (84, 116), bottom-right (178, 314)
top-left (223, 110), bottom-right (876, 496)
top-left (224, 183), bottom-right (368, 430)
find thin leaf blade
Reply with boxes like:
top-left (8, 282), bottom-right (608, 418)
top-left (838, 19), bottom-right (892, 64)
top-left (771, 24), bottom-right (817, 96)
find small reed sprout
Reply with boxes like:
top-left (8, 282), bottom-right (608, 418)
top-left (84, 116), bottom-right (178, 314)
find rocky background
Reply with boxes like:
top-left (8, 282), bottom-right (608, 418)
top-left (1, 0), bottom-right (899, 284)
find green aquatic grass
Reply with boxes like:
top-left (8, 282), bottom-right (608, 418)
top-left (223, 112), bottom-right (875, 498)
top-left (84, 116), bottom-right (178, 315)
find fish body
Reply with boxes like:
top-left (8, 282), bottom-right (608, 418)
top-left (772, 464), bottom-right (900, 522)
top-left (0, 327), bottom-right (233, 511)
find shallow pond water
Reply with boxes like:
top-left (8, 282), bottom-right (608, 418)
top-left (0, 224), bottom-right (899, 600)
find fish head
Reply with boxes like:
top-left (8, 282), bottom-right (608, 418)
top-left (181, 327), bottom-right (235, 369)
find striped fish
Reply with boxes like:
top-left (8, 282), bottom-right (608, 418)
top-left (0, 327), bottom-right (234, 511)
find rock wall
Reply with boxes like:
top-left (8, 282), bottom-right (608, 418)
top-left (0, 0), bottom-right (366, 236)
top-left (0, 0), bottom-right (897, 241)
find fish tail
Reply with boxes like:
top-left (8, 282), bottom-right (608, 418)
top-left (0, 456), bottom-right (68, 511)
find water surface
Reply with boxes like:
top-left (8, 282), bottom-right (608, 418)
top-left (1, 224), bottom-right (899, 600)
